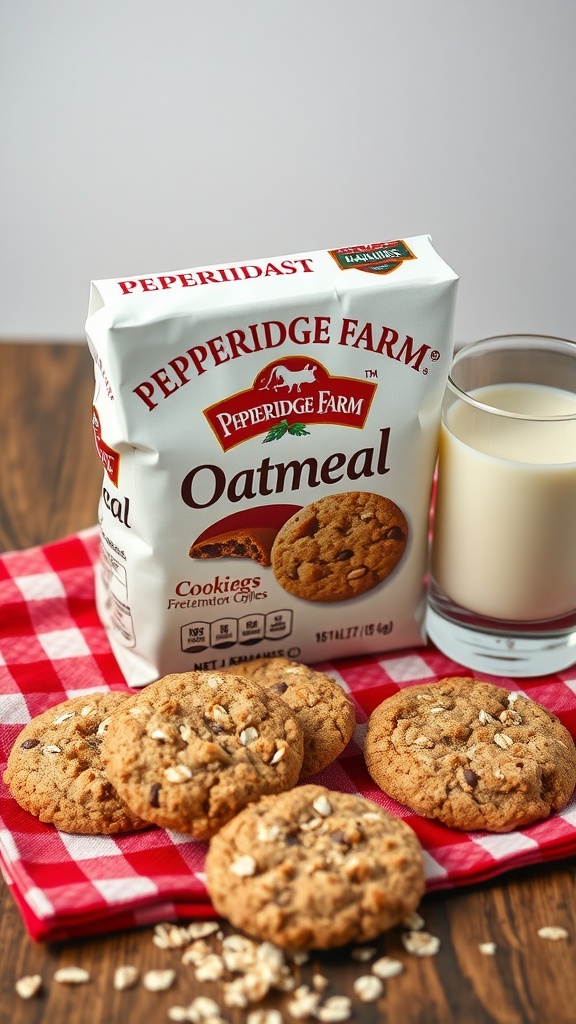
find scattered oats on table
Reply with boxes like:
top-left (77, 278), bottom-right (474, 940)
top-left (478, 942), bottom-right (497, 956)
top-left (371, 956), bottom-right (404, 979)
top-left (402, 930), bottom-right (441, 957)
top-left (353, 975), bottom-right (384, 1002)
top-left (53, 966), bottom-right (91, 984)
top-left (113, 964), bottom-right (139, 990)
top-left (15, 975), bottom-right (42, 999)
top-left (537, 926), bottom-right (569, 941)
top-left (142, 968), bottom-right (176, 992)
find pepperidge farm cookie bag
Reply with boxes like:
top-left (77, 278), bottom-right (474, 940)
top-left (86, 236), bottom-right (458, 686)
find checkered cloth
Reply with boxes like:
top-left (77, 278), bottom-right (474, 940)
top-left (1, 529), bottom-right (575, 941)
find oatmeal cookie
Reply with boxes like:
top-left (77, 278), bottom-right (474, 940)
top-left (270, 491), bottom-right (408, 602)
top-left (364, 677), bottom-right (576, 832)
top-left (100, 671), bottom-right (304, 838)
top-left (224, 657), bottom-right (355, 775)
top-left (3, 692), bottom-right (148, 834)
top-left (205, 784), bottom-right (425, 949)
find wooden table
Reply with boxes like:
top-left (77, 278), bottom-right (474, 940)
top-left (0, 341), bottom-right (574, 1024)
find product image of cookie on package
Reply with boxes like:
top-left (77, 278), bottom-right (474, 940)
top-left (85, 236), bottom-right (458, 686)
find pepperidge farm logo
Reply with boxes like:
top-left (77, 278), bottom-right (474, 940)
top-left (328, 240), bottom-right (416, 275)
top-left (205, 357), bottom-right (377, 451)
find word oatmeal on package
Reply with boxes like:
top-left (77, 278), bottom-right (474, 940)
top-left (86, 237), bottom-right (458, 686)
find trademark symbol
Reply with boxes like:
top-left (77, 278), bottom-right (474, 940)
top-left (364, 369), bottom-right (378, 379)
top-left (430, 350), bottom-right (440, 361)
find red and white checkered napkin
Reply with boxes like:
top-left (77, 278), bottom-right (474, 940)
top-left (1, 529), bottom-right (575, 941)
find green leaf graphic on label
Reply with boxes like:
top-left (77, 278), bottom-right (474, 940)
top-left (262, 420), bottom-right (310, 442)
top-left (262, 419), bottom-right (289, 442)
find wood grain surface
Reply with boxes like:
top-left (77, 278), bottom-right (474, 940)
top-left (0, 342), bottom-right (574, 1024)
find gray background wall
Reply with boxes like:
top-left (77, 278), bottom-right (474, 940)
top-left (1, 0), bottom-right (575, 343)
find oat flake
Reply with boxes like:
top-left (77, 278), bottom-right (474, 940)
top-left (53, 966), bottom-right (90, 984)
top-left (312, 973), bottom-right (329, 991)
top-left (167, 1008), bottom-right (190, 1023)
top-left (316, 994), bottom-right (353, 1022)
top-left (312, 795), bottom-right (332, 817)
top-left (478, 942), bottom-right (497, 956)
top-left (165, 764), bottom-right (194, 782)
top-left (402, 930), bottom-right (441, 956)
top-left (371, 956), bottom-right (404, 979)
top-left (113, 964), bottom-right (139, 990)
top-left (230, 854), bottom-right (257, 877)
top-left (150, 727), bottom-right (170, 740)
top-left (192, 996), bottom-right (222, 1018)
top-left (494, 732), bottom-right (513, 749)
top-left (537, 926), bottom-right (569, 941)
top-left (247, 1010), bottom-right (283, 1024)
top-left (353, 975), bottom-right (384, 1002)
top-left (240, 727), bottom-right (259, 745)
top-left (287, 985), bottom-right (321, 1019)
top-left (181, 939), bottom-right (211, 965)
top-left (15, 975), bottom-right (42, 999)
top-left (222, 979), bottom-right (249, 1008)
top-left (195, 954), bottom-right (226, 982)
top-left (143, 968), bottom-right (176, 992)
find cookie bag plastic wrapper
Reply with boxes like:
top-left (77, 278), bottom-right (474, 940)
top-left (85, 236), bottom-right (458, 687)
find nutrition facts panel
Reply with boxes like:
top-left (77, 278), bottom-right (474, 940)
top-left (181, 610), bottom-right (293, 653)
top-left (100, 542), bottom-right (136, 648)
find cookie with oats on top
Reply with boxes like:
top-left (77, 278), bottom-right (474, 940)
top-left (223, 656), bottom-right (356, 776)
top-left (364, 677), bottom-right (576, 832)
top-left (100, 670), bottom-right (304, 838)
top-left (205, 784), bottom-right (425, 950)
top-left (4, 692), bottom-right (148, 834)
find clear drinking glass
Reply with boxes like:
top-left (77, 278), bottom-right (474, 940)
top-left (426, 334), bottom-right (576, 677)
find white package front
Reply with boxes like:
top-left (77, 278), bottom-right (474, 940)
top-left (86, 236), bottom-right (458, 686)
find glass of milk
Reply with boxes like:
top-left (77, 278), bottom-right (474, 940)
top-left (426, 334), bottom-right (576, 677)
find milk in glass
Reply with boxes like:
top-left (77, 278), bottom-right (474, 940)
top-left (432, 383), bottom-right (576, 622)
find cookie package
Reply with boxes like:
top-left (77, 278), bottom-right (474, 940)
top-left (85, 236), bottom-right (458, 686)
